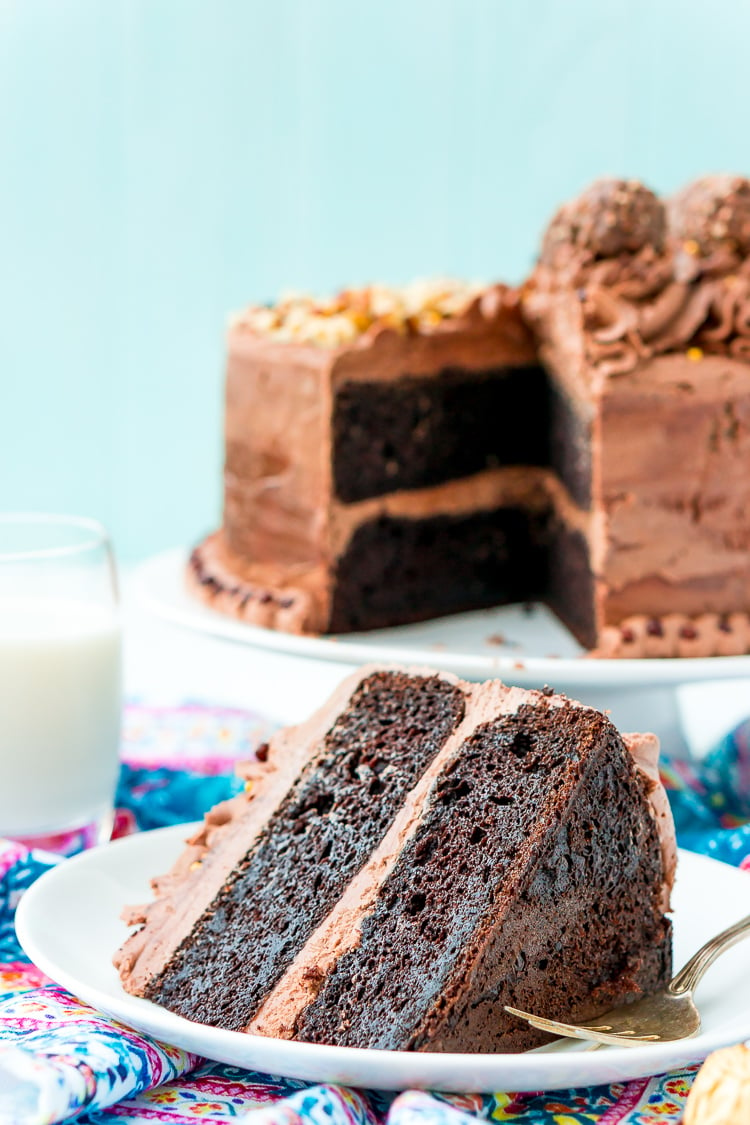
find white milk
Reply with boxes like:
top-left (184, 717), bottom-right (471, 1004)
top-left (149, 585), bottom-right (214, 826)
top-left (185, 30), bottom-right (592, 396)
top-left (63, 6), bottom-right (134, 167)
top-left (0, 598), bottom-right (122, 835)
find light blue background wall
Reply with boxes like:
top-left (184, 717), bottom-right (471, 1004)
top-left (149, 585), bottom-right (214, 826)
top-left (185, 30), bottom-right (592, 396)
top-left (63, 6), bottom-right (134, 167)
top-left (3, 0), bottom-right (750, 560)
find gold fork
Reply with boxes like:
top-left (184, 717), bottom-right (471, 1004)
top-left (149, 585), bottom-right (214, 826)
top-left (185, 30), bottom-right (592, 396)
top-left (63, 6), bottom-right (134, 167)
top-left (506, 912), bottom-right (750, 1048)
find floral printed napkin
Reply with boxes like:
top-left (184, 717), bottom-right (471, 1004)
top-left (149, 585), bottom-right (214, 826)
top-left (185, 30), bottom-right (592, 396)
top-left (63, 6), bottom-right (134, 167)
top-left (1, 700), bottom-right (750, 1125)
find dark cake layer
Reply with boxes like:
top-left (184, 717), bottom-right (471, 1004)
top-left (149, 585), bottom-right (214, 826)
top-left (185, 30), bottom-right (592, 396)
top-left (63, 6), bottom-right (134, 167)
top-left (333, 366), bottom-right (548, 503)
top-left (548, 380), bottom-right (593, 509)
top-left (329, 506), bottom-right (553, 633)
top-left (294, 703), bottom-right (670, 1052)
top-left (332, 366), bottom-right (593, 511)
top-left (546, 521), bottom-right (598, 649)
top-left (144, 671), bottom-right (465, 1030)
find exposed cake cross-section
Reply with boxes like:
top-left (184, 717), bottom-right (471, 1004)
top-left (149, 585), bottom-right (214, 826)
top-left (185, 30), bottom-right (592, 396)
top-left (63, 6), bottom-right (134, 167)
top-left (115, 666), bottom-right (676, 1053)
top-left (191, 177), bottom-right (750, 657)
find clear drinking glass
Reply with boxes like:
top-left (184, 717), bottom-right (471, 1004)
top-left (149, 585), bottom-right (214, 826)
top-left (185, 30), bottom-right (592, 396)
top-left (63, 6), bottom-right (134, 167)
top-left (0, 514), bottom-right (122, 853)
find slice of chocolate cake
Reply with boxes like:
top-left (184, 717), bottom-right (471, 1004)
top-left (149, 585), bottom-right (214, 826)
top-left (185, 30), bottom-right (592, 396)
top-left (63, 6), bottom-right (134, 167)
top-left (115, 666), bottom-right (675, 1053)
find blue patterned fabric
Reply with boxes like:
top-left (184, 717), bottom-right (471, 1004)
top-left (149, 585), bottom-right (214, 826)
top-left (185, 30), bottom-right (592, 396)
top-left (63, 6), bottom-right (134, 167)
top-left (116, 763), bottom-right (244, 832)
top-left (662, 716), bottom-right (750, 865)
top-left (0, 847), bottom-right (58, 961)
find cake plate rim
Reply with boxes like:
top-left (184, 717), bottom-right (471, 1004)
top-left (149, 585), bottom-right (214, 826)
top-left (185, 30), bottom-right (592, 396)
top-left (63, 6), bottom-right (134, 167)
top-left (133, 547), bottom-right (750, 690)
top-left (16, 823), bottom-right (750, 1094)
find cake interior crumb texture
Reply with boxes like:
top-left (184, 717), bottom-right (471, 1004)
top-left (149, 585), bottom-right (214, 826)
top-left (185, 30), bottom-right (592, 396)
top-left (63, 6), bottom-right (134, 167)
top-left (143, 672), bottom-right (466, 1030)
top-left (118, 668), bottom-right (674, 1053)
top-left (294, 702), bottom-right (669, 1052)
top-left (332, 365), bottom-right (550, 502)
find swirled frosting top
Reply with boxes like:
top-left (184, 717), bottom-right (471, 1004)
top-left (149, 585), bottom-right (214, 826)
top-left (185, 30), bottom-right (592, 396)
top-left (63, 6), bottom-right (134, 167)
top-left (526, 175), bottom-right (750, 376)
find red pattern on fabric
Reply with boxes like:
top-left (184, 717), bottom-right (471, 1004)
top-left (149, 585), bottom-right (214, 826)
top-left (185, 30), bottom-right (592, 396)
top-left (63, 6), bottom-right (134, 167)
top-left (597, 1078), bottom-right (650, 1123)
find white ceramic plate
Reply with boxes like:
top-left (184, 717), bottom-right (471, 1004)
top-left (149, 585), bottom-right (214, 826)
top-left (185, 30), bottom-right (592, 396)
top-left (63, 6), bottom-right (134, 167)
top-left (135, 549), bottom-right (750, 692)
top-left (16, 825), bottom-right (750, 1092)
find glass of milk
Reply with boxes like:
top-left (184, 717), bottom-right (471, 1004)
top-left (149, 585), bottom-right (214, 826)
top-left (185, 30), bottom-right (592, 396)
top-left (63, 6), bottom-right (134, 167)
top-left (0, 514), bottom-right (122, 851)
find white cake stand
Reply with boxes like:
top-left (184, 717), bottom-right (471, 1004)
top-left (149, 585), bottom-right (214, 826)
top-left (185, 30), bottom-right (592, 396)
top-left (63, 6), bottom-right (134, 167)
top-left (133, 548), bottom-right (750, 759)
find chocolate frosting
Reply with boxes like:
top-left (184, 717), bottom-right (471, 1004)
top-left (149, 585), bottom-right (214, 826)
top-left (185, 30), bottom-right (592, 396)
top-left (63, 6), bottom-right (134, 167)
top-left (528, 175), bottom-right (750, 377)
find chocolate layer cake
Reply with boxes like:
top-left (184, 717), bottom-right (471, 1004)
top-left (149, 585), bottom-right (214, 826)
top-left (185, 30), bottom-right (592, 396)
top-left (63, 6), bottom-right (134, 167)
top-left (115, 666), bottom-right (676, 1052)
top-left (191, 177), bottom-right (750, 657)
top-left (191, 281), bottom-right (555, 635)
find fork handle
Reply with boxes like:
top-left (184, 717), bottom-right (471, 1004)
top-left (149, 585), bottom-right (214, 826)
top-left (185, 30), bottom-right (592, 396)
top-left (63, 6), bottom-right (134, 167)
top-left (670, 912), bottom-right (750, 995)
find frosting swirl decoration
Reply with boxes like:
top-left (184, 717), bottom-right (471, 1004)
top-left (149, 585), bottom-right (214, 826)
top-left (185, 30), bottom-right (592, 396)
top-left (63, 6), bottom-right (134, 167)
top-left (529, 175), bottom-right (750, 376)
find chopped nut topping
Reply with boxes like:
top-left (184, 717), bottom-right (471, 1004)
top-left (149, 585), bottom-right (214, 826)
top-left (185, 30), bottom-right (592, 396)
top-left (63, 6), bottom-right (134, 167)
top-left (232, 279), bottom-right (485, 346)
